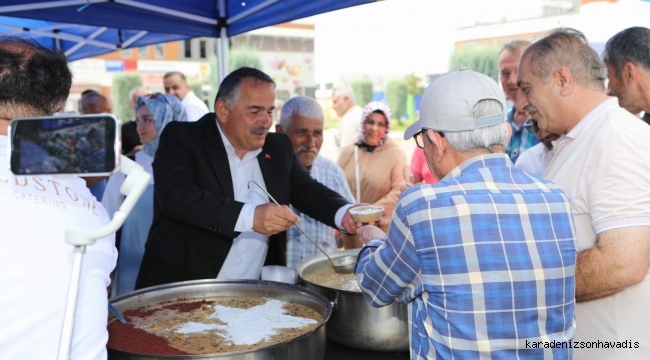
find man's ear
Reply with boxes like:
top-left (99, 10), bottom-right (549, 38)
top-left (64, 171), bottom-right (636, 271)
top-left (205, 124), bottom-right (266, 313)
top-left (275, 124), bottom-right (283, 133)
top-left (215, 100), bottom-right (229, 124)
top-left (622, 62), bottom-right (636, 84)
top-left (427, 130), bottom-right (447, 163)
top-left (555, 66), bottom-right (574, 96)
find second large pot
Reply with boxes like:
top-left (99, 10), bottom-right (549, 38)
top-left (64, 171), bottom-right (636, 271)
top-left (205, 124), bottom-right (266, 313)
top-left (297, 249), bottom-right (409, 352)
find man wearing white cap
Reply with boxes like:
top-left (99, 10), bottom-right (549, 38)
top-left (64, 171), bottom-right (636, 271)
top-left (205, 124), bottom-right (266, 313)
top-left (355, 68), bottom-right (577, 359)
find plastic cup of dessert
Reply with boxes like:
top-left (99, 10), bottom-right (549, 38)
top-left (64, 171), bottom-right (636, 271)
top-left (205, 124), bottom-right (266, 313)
top-left (261, 266), bottom-right (298, 284)
top-left (349, 206), bottom-right (384, 224)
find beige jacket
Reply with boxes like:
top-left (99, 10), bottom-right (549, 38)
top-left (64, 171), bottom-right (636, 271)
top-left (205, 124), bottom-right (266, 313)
top-left (337, 137), bottom-right (406, 235)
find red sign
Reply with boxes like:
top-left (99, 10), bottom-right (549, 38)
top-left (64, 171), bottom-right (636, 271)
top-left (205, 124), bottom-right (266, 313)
top-left (124, 59), bottom-right (138, 71)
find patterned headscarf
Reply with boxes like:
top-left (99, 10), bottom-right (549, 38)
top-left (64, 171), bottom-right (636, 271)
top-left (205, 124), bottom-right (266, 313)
top-left (135, 93), bottom-right (187, 157)
top-left (357, 101), bottom-right (392, 152)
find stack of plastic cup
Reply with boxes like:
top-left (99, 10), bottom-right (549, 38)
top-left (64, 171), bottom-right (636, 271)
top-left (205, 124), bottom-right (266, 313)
top-left (261, 266), bottom-right (297, 284)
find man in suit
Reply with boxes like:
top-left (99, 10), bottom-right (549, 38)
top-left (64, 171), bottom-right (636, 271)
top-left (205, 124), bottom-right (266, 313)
top-left (136, 68), bottom-right (372, 288)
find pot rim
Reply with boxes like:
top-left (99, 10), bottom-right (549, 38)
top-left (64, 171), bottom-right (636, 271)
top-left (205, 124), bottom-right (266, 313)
top-left (108, 279), bottom-right (331, 358)
top-left (296, 249), bottom-right (364, 295)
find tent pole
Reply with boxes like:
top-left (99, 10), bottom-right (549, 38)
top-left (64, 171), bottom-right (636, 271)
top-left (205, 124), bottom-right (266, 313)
top-left (217, 27), bottom-right (229, 84)
top-left (216, 0), bottom-right (228, 85)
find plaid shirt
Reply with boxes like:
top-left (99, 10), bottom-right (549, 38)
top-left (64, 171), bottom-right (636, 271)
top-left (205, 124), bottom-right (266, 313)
top-left (506, 105), bottom-right (539, 164)
top-left (286, 155), bottom-right (355, 269)
top-left (356, 154), bottom-right (577, 359)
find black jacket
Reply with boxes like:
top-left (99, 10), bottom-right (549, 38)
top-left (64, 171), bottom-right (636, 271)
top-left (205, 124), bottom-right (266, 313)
top-left (135, 113), bottom-right (349, 288)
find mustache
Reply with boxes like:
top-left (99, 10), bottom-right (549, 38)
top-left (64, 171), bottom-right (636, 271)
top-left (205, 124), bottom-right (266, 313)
top-left (297, 146), bottom-right (317, 154)
top-left (526, 105), bottom-right (539, 116)
top-left (250, 127), bottom-right (269, 135)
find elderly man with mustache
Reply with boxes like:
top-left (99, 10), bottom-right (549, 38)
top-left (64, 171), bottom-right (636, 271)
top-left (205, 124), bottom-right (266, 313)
top-left (136, 68), bottom-right (375, 288)
top-left (275, 96), bottom-right (355, 269)
top-left (517, 29), bottom-right (650, 359)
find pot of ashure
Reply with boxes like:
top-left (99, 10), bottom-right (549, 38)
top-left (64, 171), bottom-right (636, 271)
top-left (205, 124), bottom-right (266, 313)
top-left (297, 249), bottom-right (409, 352)
top-left (107, 279), bottom-right (331, 360)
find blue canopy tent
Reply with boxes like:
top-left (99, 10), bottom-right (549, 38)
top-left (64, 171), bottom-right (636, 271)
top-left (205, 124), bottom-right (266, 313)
top-left (0, 0), bottom-right (376, 82)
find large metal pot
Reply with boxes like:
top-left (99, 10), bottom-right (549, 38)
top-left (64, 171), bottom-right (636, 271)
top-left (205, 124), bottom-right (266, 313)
top-left (297, 249), bottom-right (409, 352)
top-left (107, 279), bottom-right (331, 360)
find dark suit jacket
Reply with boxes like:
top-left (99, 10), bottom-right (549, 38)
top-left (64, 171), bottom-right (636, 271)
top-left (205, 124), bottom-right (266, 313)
top-left (135, 113), bottom-right (350, 289)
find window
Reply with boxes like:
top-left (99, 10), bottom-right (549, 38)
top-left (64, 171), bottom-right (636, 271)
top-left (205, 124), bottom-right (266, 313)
top-left (183, 40), bottom-right (192, 58)
top-left (155, 44), bottom-right (165, 58)
top-left (199, 40), bottom-right (207, 59)
top-left (138, 46), bottom-right (149, 58)
top-left (121, 48), bottom-right (133, 58)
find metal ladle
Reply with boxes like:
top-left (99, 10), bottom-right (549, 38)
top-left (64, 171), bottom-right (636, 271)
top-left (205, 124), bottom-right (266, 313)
top-left (248, 181), bottom-right (357, 274)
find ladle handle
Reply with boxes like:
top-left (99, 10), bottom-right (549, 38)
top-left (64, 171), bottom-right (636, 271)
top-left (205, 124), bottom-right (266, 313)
top-left (248, 181), bottom-right (338, 267)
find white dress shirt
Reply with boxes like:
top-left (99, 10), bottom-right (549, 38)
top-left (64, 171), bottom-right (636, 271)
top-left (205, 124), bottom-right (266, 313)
top-left (181, 91), bottom-right (210, 122)
top-left (336, 105), bottom-right (363, 151)
top-left (215, 122), bottom-right (352, 279)
top-left (514, 142), bottom-right (552, 178)
top-left (215, 121), bottom-right (269, 280)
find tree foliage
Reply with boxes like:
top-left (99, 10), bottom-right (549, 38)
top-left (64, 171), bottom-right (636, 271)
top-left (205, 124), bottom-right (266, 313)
top-left (386, 78), bottom-right (409, 125)
top-left (448, 46), bottom-right (500, 82)
top-left (404, 73), bottom-right (423, 95)
top-left (350, 78), bottom-right (373, 107)
top-left (229, 47), bottom-right (262, 71)
top-left (111, 72), bottom-right (143, 123)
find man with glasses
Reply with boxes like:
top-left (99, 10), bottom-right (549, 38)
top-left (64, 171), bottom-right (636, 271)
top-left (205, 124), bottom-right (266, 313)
top-left (355, 68), bottom-right (577, 359)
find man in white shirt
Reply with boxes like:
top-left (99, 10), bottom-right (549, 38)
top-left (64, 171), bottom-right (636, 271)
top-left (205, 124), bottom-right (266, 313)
top-left (0, 35), bottom-right (117, 360)
top-left (603, 27), bottom-right (650, 125)
top-left (275, 96), bottom-right (355, 268)
top-left (514, 92), bottom-right (559, 177)
top-left (136, 68), bottom-right (376, 288)
top-left (332, 87), bottom-right (363, 151)
top-left (517, 28), bottom-right (650, 359)
top-left (163, 71), bottom-right (209, 121)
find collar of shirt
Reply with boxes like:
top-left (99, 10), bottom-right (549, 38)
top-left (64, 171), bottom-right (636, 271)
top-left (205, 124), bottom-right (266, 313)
top-left (215, 119), bottom-right (262, 163)
top-left (442, 153), bottom-right (513, 181)
top-left (565, 97), bottom-right (618, 140)
top-left (182, 91), bottom-right (198, 105)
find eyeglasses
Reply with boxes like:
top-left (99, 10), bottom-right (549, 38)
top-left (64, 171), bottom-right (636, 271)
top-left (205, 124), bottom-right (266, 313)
top-left (413, 128), bottom-right (444, 149)
top-left (142, 92), bottom-right (177, 122)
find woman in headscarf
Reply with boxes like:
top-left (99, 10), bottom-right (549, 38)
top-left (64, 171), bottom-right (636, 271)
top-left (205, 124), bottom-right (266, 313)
top-left (337, 101), bottom-right (406, 248)
top-left (102, 93), bottom-right (187, 295)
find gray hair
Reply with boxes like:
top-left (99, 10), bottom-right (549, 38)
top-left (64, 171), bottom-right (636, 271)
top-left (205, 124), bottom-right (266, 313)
top-left (500, 39), bottom-right (530, 56)
top-left (215, 67), bottom-right (275, 110)
top-left (444, 99), bottom-right (509, 152)
top-left (523, 28), bottom-right (607, 91)
top-left (279, 96), bottom-right (324, 131)
top-left (603, 27), bottom-right (650, 78)
top-left (333, 87), bottom-right (356, 104)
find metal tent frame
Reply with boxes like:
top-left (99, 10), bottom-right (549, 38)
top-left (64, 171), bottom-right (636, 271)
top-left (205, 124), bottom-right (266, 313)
top-left (0, 0), bottom-right (375, 83)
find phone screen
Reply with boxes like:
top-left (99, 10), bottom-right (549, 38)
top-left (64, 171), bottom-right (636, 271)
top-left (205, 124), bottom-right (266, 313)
top-left (9, 115), bottom-right (118, 175)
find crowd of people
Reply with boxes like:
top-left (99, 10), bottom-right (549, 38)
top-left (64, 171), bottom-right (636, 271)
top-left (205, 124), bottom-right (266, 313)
top-left (1, 24), bottom-right (650, 360)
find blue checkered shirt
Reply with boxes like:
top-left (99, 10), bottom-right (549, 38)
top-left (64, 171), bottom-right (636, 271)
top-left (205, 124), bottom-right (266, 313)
top-left (286, 155), bottom-right (355, 269)
top-left (506, 105), bottom-right (539, 164)
top-left (356, 154), bottom-right (577, 359)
